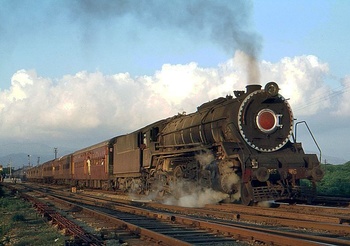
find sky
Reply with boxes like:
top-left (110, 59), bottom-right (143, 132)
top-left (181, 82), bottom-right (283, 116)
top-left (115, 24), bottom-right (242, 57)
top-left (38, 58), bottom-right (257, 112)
top-left (0, 0), bottom-right (350, 164)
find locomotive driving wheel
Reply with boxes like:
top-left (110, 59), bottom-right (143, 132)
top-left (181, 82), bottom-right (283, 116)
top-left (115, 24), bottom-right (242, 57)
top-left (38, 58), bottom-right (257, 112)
top-left (241, 182), bottom-right (254, 206)
top-left (173, 165), bottom-right (184, 182)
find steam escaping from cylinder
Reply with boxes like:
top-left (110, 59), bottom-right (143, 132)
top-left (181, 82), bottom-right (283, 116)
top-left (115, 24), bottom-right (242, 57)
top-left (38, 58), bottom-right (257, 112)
top-left (164, 180), bottom-right (229, 208)
top-left (195, 150), bottom-right (215, 169)
top-left (219, 162), bottom-right (241, 202)
top-left (155, 150), bottom-right (229, 207)
top-left (257, 201), bottom-right (275, 208)
top-left (195, 151), bottom-right (242, 203)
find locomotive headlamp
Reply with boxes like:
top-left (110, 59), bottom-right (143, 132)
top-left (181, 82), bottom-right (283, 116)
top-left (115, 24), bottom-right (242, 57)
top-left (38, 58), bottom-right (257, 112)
top-left (265, 82), bottom-right (279, 96)
top-left (256, 109), bottom-right (282, 133)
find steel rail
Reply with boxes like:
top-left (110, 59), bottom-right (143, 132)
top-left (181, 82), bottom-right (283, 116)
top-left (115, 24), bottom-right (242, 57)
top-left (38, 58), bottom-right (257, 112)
top-left (147, 202), bottom-right (350, 235)
top-left (14, 183), bottom-right (350, 245)
top-left (51, 191), bottom-right (348, 246)
top-left (19, 192), bottom-right (104, 246)
top-left (27, 192), bottom-right (192, 246)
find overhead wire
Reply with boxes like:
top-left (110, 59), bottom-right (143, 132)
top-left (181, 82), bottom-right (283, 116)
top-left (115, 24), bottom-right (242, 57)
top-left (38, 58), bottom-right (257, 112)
top-left (290, 82), bottom-right (350, 113)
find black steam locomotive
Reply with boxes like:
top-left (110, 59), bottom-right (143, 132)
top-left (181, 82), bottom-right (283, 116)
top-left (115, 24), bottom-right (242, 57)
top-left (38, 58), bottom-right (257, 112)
top-left (27, 82), bottom-right (324, 205)
top-left (143, 82), bottom-right (323, 205)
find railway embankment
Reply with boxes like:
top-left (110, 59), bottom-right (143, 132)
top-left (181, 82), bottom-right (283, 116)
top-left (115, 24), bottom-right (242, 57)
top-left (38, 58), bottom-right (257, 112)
top-left (0, 184), bottom-right (67, 245)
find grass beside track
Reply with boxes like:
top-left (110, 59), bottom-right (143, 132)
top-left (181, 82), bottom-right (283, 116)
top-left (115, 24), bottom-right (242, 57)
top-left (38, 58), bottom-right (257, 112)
top-left (0, 184), bottom-right (68, 246)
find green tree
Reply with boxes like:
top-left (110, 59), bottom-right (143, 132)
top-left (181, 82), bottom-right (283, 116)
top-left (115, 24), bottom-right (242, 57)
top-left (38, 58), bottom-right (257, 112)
top-left (317, 161), bottom-right (350, 196)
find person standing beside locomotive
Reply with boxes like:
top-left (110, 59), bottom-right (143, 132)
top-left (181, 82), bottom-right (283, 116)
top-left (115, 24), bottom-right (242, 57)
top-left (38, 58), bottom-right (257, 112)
top-left (87, 157), bottom-right (91, 175)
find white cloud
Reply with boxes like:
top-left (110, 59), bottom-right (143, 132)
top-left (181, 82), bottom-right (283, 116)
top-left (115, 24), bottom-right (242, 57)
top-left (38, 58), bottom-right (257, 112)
top-left (334, 75), bottom-right (350, 116)
top-left (260, 55), bottom-right (332, 116)
top-left (0, 52), bottom-right (349, 160)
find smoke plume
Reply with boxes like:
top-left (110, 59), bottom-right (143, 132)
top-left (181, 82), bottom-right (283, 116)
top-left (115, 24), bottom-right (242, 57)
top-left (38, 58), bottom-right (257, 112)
top-left (72, 0), bottom-right (262, 83)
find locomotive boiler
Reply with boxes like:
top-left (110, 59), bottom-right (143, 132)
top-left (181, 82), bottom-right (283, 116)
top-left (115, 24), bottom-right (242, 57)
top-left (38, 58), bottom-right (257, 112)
top-left (27, 82), bottom-right (324, 205)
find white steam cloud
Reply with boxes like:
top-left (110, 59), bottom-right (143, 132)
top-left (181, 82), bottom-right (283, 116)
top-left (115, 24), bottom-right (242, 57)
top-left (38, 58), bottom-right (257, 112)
top-left (195, 150), bottom-right (215, 169)
top-left (163, 180), bottom-right (229, 208)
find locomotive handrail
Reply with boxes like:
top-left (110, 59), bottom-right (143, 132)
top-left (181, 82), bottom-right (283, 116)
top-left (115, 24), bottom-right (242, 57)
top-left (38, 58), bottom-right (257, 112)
top-left (294, 121), bottom-right (322, 163)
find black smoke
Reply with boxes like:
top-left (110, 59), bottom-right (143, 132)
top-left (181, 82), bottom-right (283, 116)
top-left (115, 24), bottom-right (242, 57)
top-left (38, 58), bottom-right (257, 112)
top-left (69, 0), bottom-right (262, 83)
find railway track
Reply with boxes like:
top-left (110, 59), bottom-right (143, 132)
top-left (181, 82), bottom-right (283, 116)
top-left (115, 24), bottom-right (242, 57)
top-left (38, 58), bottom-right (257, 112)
top-left (5, 183), bottom-right (350, 245)
top-left (277, 196), bottom-right (350, 207)
top-left (311, 195), bottom-right (350, 207)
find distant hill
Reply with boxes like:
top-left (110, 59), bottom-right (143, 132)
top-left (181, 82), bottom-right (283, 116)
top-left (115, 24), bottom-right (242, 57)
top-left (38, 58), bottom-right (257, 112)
top-left (322, 155), bottom-right (348, 165)
top-left (304, 150), bottom-right (347, 165)
top-left (0, 142), bottom-right (74, 169)
top-left (0, 142), bottom-right (56, 158)
top-left (0, 153), bottom-right (53, 169)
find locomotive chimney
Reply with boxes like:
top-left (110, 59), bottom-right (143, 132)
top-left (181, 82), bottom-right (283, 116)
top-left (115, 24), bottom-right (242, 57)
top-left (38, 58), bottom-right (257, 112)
top-left (246, 84), bottom-right (262, 94)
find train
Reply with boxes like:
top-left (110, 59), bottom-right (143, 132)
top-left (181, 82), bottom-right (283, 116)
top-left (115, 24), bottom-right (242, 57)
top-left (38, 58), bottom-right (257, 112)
top-left (27, 82), bottom-right (324, 205)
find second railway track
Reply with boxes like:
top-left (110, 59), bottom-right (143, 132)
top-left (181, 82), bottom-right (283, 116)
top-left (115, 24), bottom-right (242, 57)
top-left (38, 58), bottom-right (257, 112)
top-left (6, 183), bottom-right (350, 245)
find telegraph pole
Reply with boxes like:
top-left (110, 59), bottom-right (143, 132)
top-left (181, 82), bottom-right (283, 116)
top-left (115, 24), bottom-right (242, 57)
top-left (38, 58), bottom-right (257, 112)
top-left (8, 159), bottom-right (12, 177)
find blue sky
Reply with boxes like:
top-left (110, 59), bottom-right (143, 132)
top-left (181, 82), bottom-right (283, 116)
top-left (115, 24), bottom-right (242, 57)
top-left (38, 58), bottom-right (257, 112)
top-left (1, 1), bottom-right (349, 87)
top-left (1, 0), bottom-right (350, 163)
top-left (253, 1), bottom-right (349, 86)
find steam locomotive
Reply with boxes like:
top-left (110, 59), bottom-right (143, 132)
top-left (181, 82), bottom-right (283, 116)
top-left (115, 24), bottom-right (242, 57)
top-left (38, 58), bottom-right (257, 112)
top-left (27, 82), bottom-right (324, 205)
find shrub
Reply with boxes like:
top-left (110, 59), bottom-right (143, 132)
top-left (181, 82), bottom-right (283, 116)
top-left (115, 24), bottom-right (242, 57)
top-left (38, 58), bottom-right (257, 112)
top-left (0, 186), bottom-right (4, 197)
top-left (12, 213), bottom-right (26, 222)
